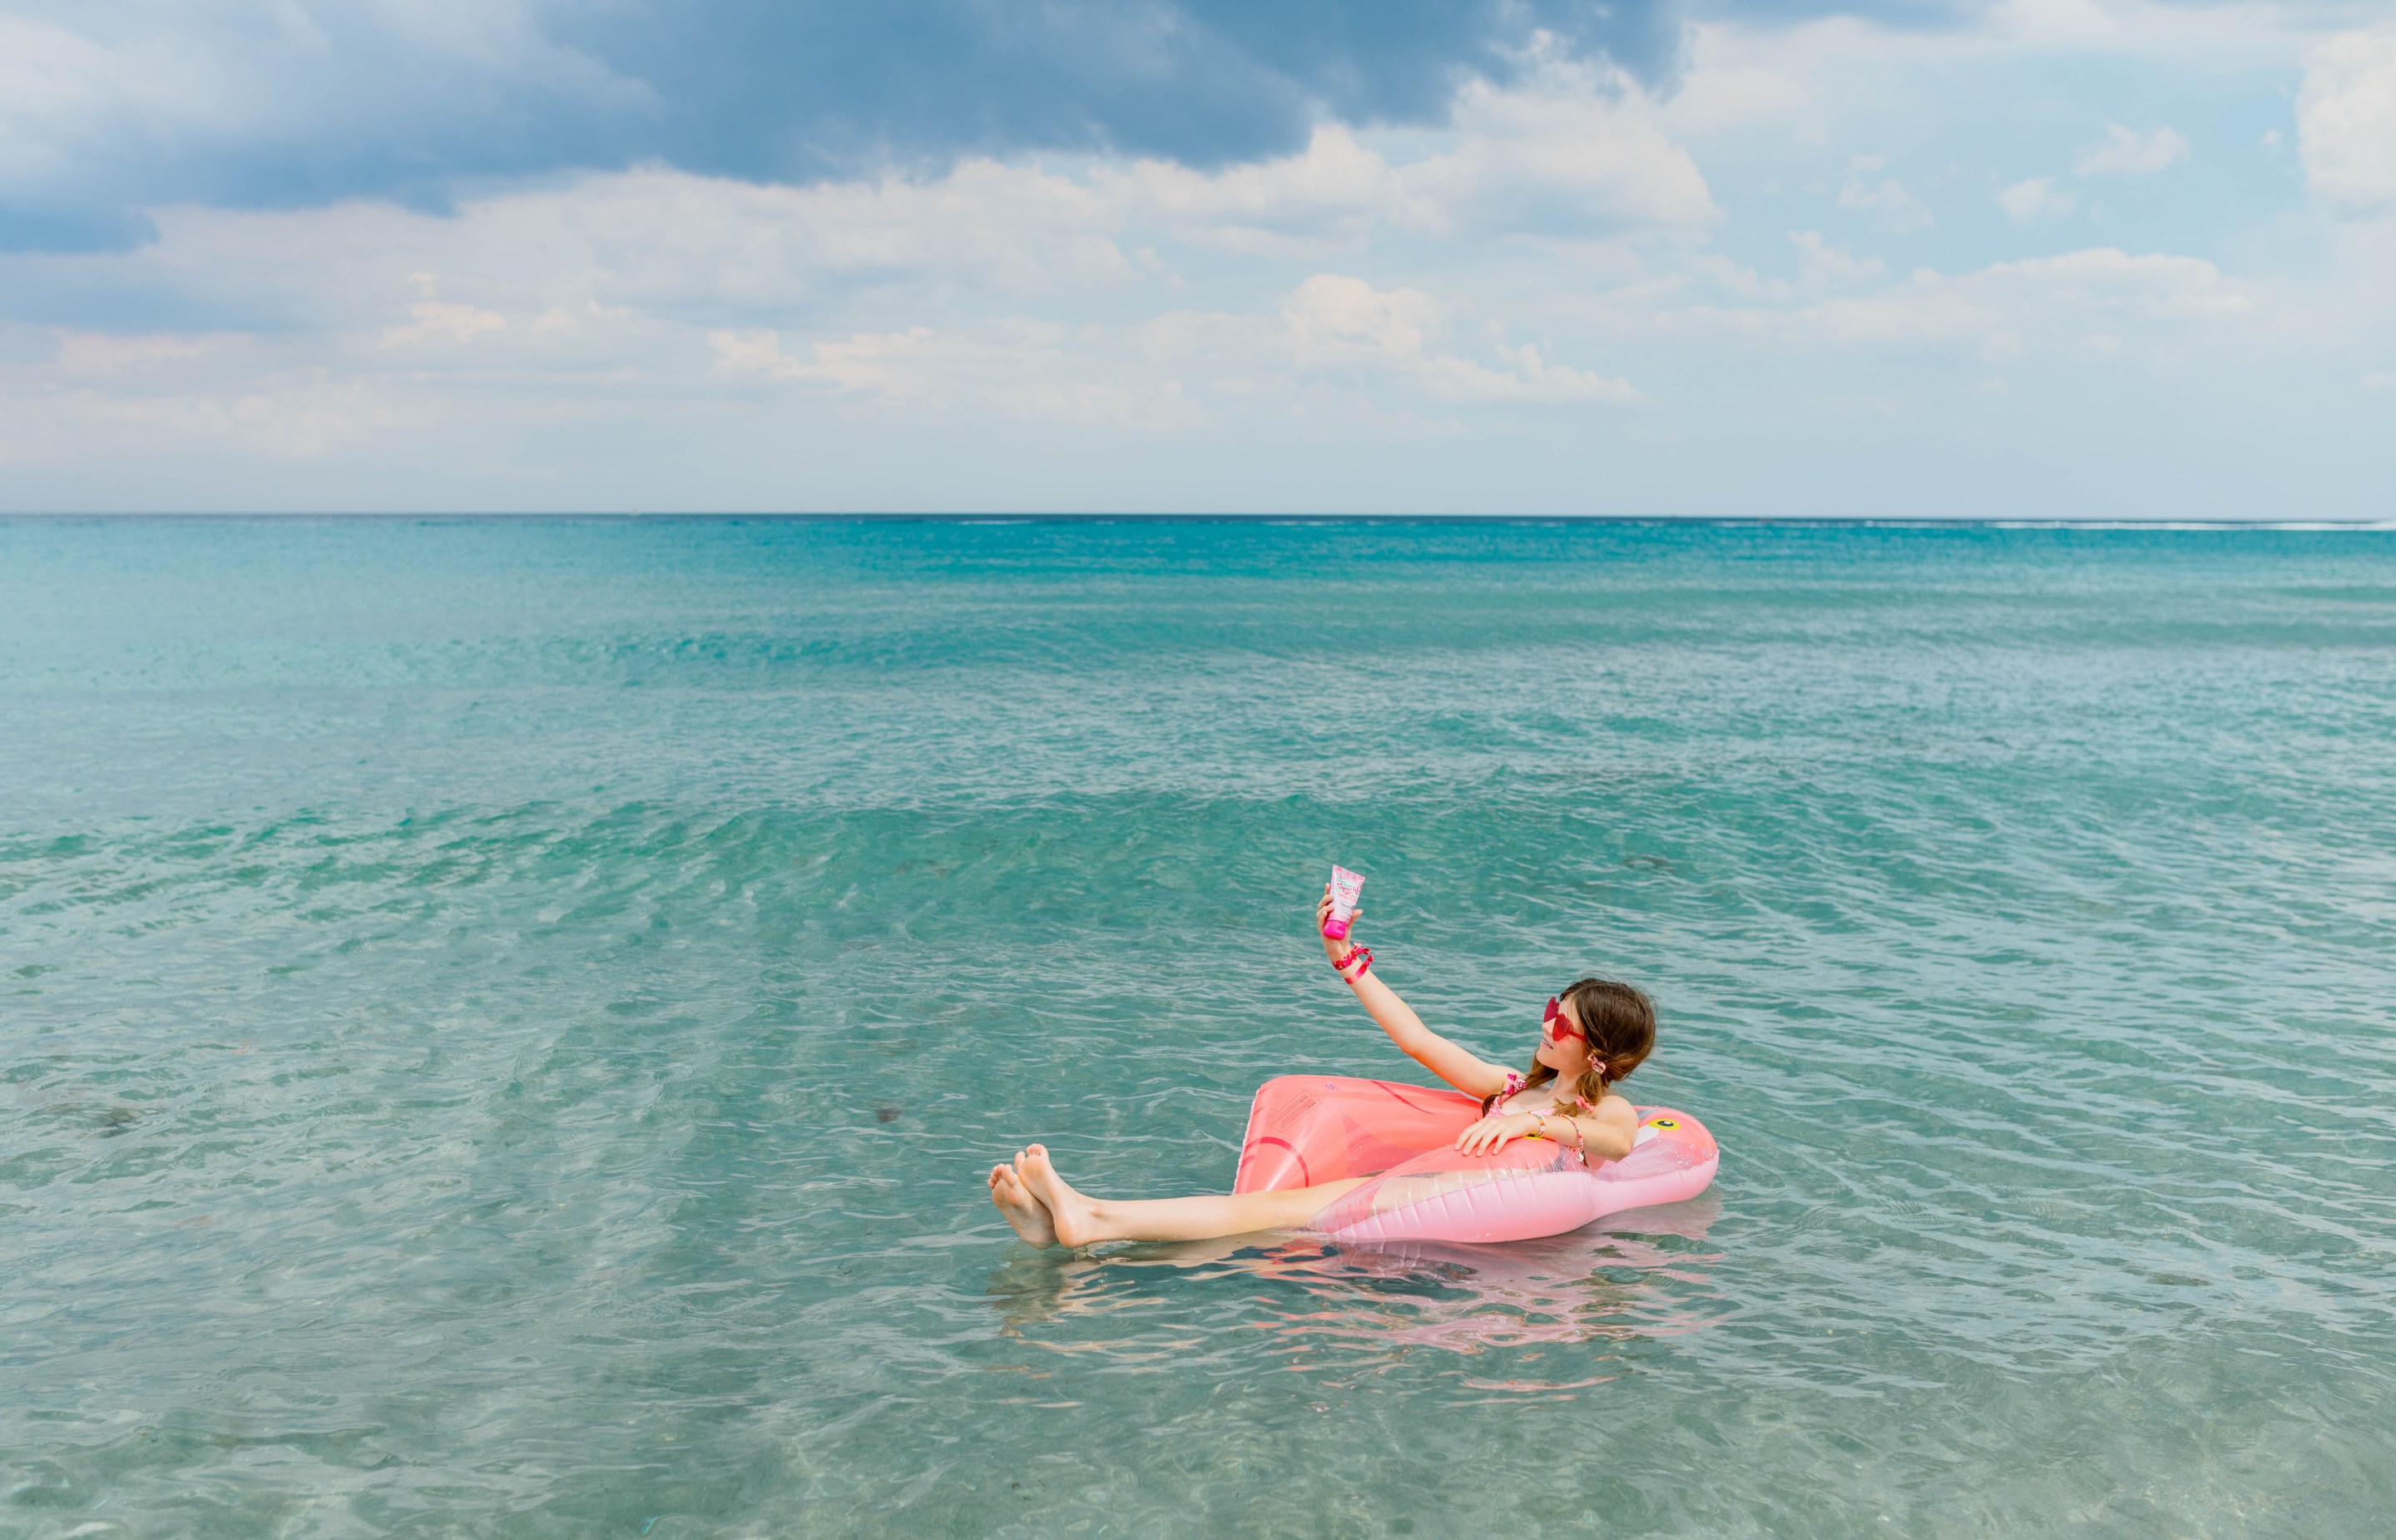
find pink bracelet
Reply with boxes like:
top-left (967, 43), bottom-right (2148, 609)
top-left (1334, 945), bottom-right (1373, 981)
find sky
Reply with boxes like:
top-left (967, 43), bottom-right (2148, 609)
top-left (2, 0), bottom-right (2392, 517)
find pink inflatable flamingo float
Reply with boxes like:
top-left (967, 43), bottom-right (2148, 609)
top-left (1236, 1077), bottom-right (1719, 1245)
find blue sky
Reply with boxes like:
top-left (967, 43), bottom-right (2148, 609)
top-left (2, 0), bottom-right (2391, 515)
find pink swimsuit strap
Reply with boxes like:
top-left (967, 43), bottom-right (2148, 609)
top-left (1482, 1069), bottom-right (1527, 1115)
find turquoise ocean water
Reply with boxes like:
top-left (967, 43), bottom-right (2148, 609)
top-left (3, 517), bottom-right (2391, 1537)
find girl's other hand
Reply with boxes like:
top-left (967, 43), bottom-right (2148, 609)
top-left (1454, 1112), bottom-right (1537, 1155)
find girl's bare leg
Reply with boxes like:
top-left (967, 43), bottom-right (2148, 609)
top-left (988, 1162), bottom-right (1058, 1246)
top-left (1012, 1144), bottom-right (1368, 1248)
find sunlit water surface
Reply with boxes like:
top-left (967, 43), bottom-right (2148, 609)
top-left (2, 518), bottom-right (2391, 1538)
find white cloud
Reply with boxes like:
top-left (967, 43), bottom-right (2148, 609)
top-left (1997, 176), bottom-right (2077, 221)
top-left (2, 319), bottom-right (452, 468)
top-left (2299, 32), bottom-right (2396, 216)
top-left (46, 161), bottom-right (1136, 349)
top-left (0, 370), bottom-right (428, 464)
top-left (707, 329), bottom-right (800, 379)
top-left (1983, 247), bottom-right (2250, 314)
top-left (1839, 161), bottom-right (1934, 231)
top-left (1795, 248), bottom-right (2250, 357)
top-left (1789, 230), bottom-right (1884, 294)
top-left (1600, 246), bottom-right (2256, 367)
top-left (5, 7), bottom-right (2383, 513)
top-left (0, 13), bottom-right (240, 191)
top-left (1934, 0), bottom-right (2309, 67)
top-left (706, 319), bottom-right (1213, 429)
top-left (2075, 123), bottom-right (2191, 176)
top-left (5, 120), bottom-right (1674, 478)
top-left (381, 274), bottom-right (506, 348)
top-left (1106, 62), bottom-right (1720, 250)
top-left (1402, 65), bottom-right (1719, 238)
top-left (1275, 274), bottom-right (1640, 402)
top-left (1647, 6), bottom-right (2308, 157)
top-left (1102, 126), bottom-right (1423, 255)
top-left (793, 324), bottom-right (1206, 430)
top-left (1661, 23), bottom-right (1814, 136)
top-left (46, 89), bottom-right (1715, 359)
top-left (53, 330), bottom-right (226, 375)
top-left (713, 274), bottom-right (1640, 419)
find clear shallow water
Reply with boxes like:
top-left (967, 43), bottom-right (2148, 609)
top-left (2, 517), bottom-right (2391, 1538)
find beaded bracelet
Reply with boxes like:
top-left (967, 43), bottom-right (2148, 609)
top-left (1334, 945), bottom-right (1374, 982)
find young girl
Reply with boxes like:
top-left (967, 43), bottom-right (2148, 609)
top-left (988, 886), bottom-right (1657, 1249)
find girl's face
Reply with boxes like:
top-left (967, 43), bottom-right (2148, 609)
top-left (1534, 996), bottom-right (1594, 1074)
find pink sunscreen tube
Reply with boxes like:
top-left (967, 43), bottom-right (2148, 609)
top-left (1322, 865), bottom-right (1364, 940)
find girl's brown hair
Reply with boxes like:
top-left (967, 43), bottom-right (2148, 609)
top-left (1520, 977), bottom-right (1656, 1109)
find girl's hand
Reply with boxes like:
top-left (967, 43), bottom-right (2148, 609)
top-left (1316, 884), bottom-right (1363, 964)
top-left (1454, 1112), bottom-right (1539, 1155)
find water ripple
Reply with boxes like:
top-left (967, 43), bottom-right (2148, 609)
top-left (2, 519), bottom-right (2392, 1537)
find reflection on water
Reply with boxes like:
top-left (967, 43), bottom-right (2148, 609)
top-left (988, 1194), bottom-right (1726, 1393)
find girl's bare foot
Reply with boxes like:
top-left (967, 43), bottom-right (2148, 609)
top-left (988, 1161), bottom-right (1058, 1247)
top-left (1013, 1144), bottom-right (1103, 1248)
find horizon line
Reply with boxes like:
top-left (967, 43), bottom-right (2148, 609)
top-left (4, 513), bottom-right (2394, 531)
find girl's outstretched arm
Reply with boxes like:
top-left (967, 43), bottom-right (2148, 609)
top-left (1316, 888), bottom-right (1511, 1100)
